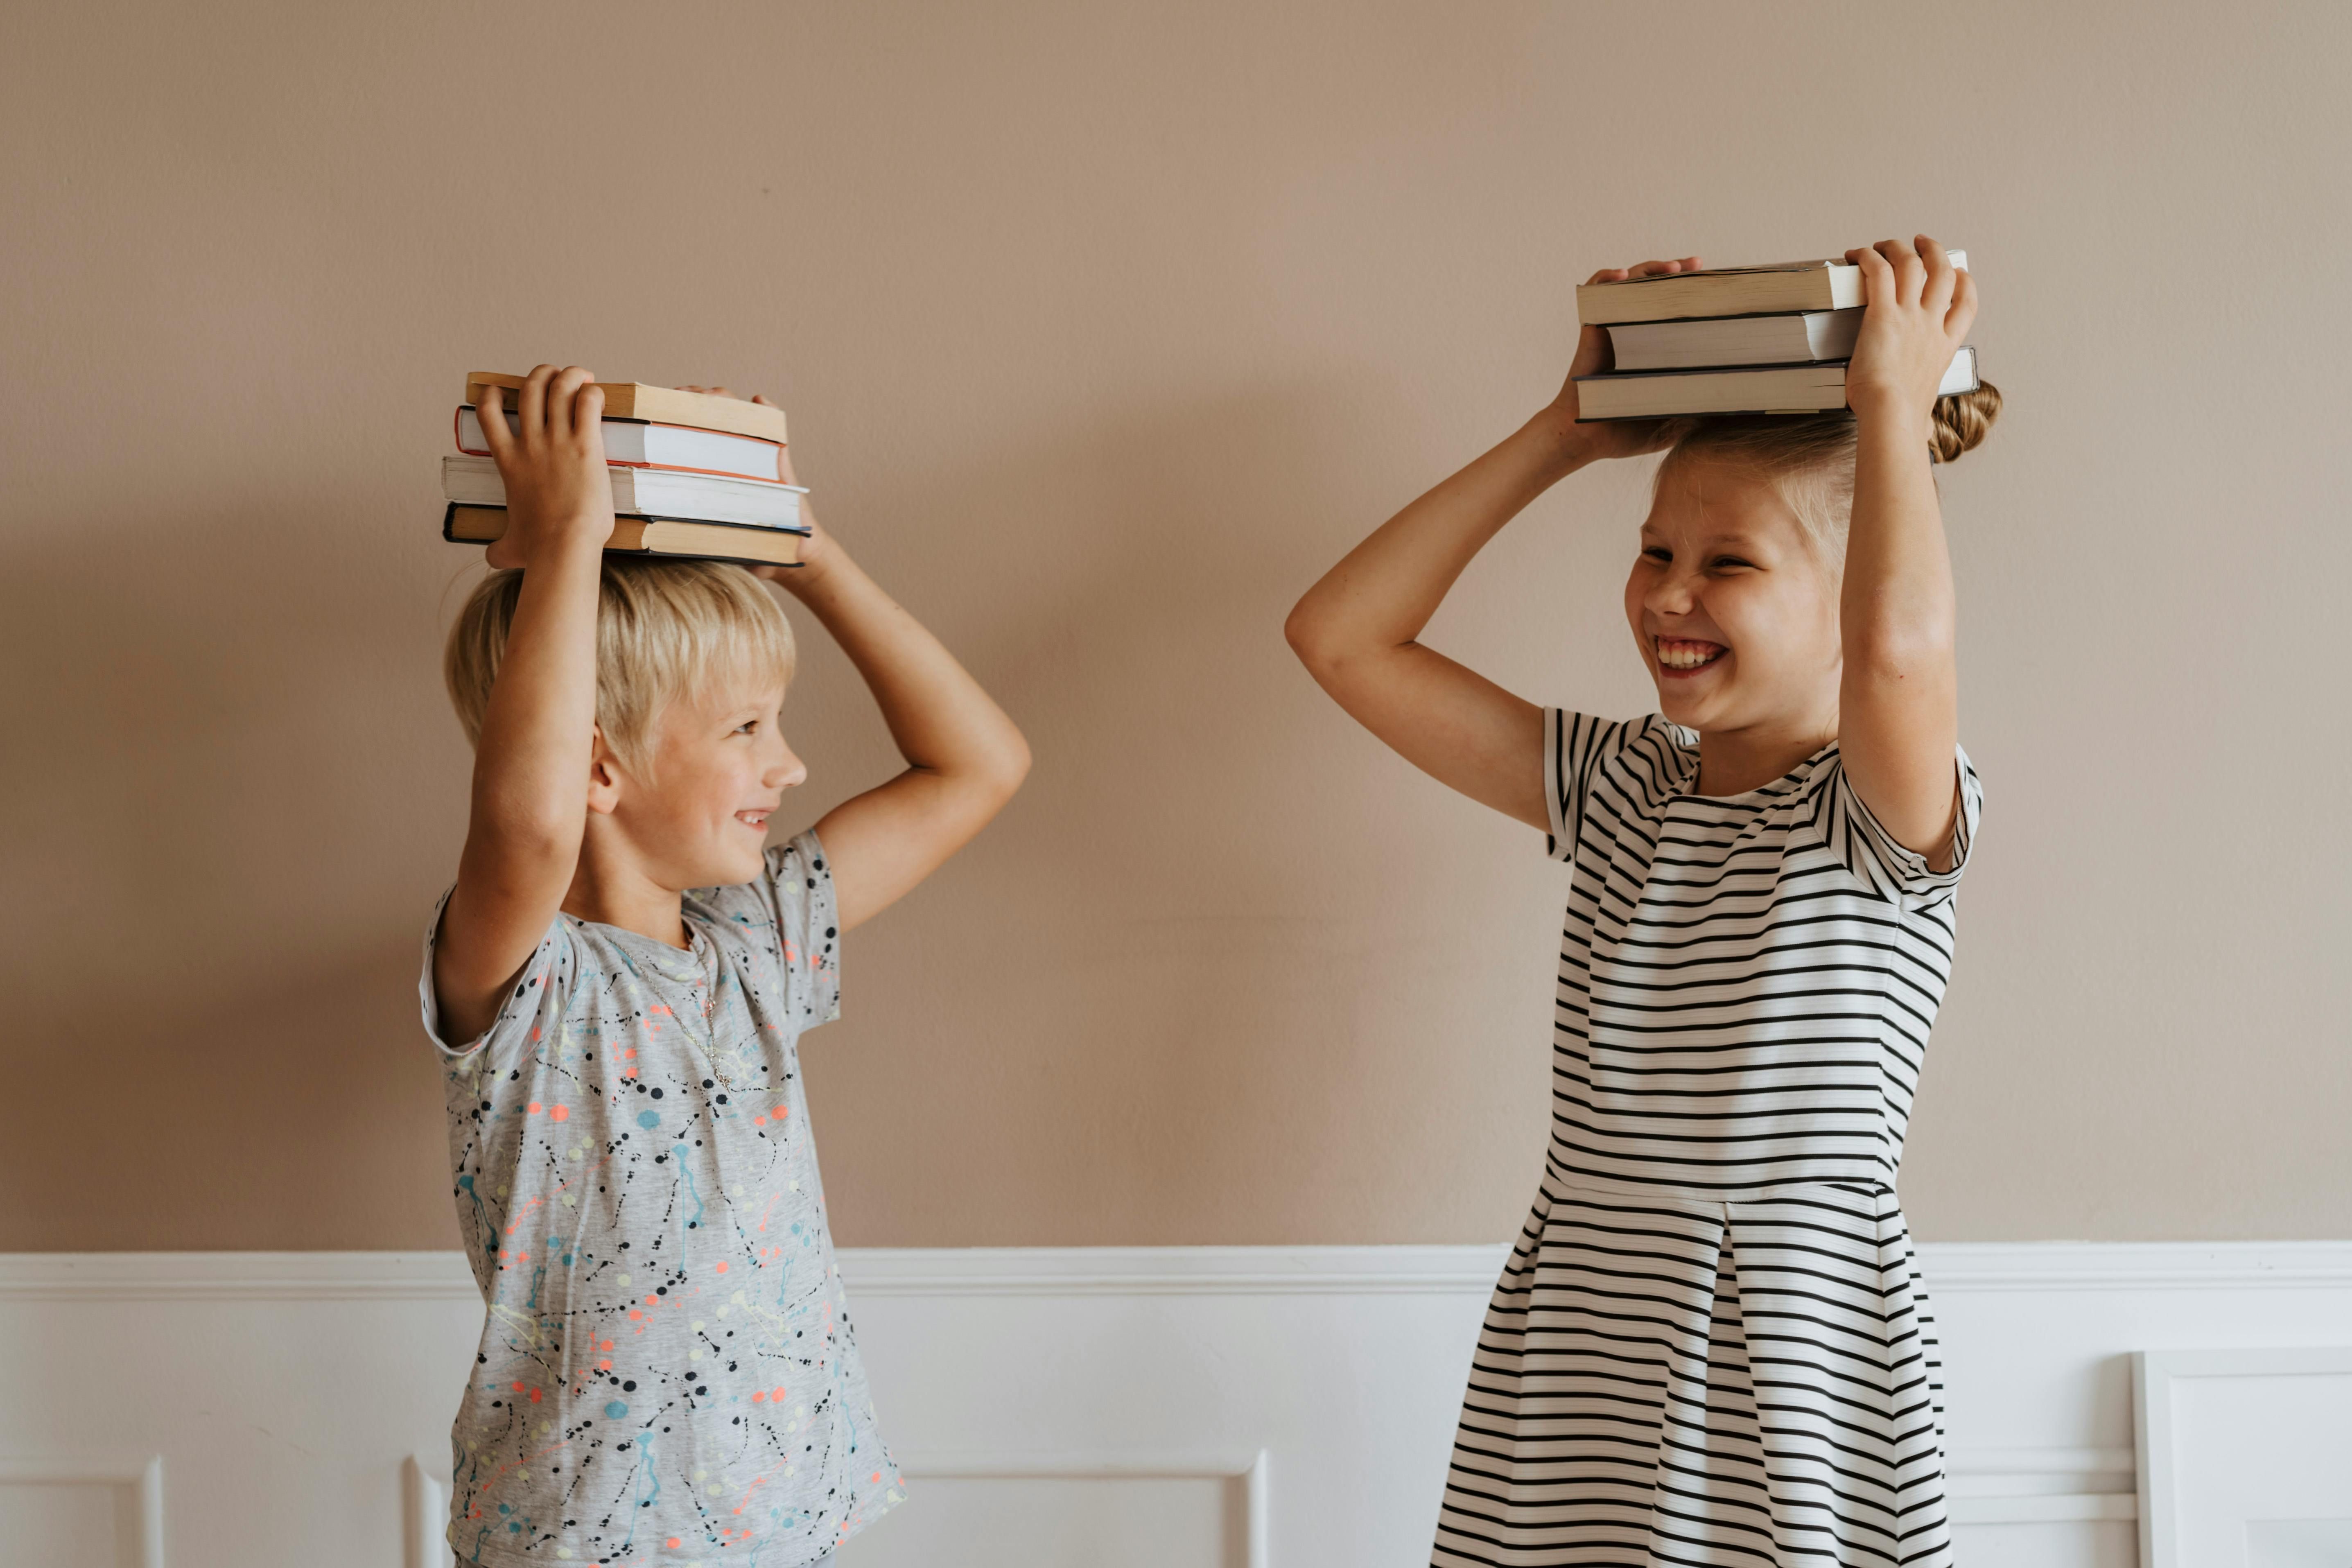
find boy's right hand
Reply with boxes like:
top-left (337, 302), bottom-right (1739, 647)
top-left (1539, 258), bottom-right (1701, 465)
top-left (473, 364), bottom-right (614, 570)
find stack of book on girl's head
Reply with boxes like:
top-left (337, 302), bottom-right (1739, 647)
top-left (441, 373), bottom-right (811, 567)
top-left (1573, 253), bottom-right (1981, 421)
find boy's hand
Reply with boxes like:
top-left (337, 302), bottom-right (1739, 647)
top-left (1842, 236), bottom-right (1977, 425)
top-left (474, 364), bottom-right (614, 570)
top-left (674, 384), bottom-right (834, 587)
top-left (1538, 257), bottom-right (1702, 466)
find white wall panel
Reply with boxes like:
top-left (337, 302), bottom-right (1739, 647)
top-left (2, 1245), bottom-right (2348, 1568)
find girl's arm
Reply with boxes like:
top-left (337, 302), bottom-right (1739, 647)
top-left (730, 414), bottom-right (1027, 930)
top-left (433, 365), bottom-right (616, 1044)
top-left (1836, 236), bottom-right (1977, 867)
top-left (1283, 259), bottom-right (1699, 829)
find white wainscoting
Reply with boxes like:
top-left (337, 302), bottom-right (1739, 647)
top-left (2, 1244), bottom-right (2348, 1568)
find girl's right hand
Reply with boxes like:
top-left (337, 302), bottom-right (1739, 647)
top-left (1539, 258), bottom-right (1701, 464)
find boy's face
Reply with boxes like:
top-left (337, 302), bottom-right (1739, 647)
top-left (606, 681), bottom-right (802, 890)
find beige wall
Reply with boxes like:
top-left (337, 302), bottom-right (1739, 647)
top-left (4, 0), bottom-right (2346, 1251)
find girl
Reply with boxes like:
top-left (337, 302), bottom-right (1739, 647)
top-left (1286, 239), bottom-right (1997, 1567)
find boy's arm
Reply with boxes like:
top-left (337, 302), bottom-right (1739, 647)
top-left (433, 365), bottom-right (616, 1043)
top-left (1836, 237), bottom-right (1973, 869)
top-left (739, 431), bottom-right (1027, 930)
top-left (1282, 258), bottom-right (1699, 831)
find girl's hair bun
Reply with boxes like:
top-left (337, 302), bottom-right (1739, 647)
top-left (1929, 381), bottom-right (2002, 464)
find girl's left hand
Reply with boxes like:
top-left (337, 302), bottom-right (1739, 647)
top-left (676, 384), bottom-right (833, 585)
top-left (1842, 236), bottom-right (1977, 419)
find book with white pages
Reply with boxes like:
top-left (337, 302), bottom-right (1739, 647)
top-left (1606, 309), bottom-right (1868, 371)
top-left (1576, 249), bottom-right (1967, 325)
top-left (456, 406), bottom-right (786, 482)
top-left (1575, 346), bottom-right (1979, 422)
top-left (440, 454), bottom-right (807, 530)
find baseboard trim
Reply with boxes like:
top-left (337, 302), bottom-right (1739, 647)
top-left (3, 1241), bottom-right (2348, 1301)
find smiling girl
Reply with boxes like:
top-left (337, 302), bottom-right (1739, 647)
top-left (1286, 239), bottom-right (1997, 1566)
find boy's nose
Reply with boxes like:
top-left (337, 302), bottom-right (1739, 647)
top-left (771, 747), bottom-right (809, 789)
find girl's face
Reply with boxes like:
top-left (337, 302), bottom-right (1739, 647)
top-left (1622, 459), bottom-right (1843, 740)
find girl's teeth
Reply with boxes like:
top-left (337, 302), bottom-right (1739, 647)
top-left (1658, 641), bottom-right (1722, 669)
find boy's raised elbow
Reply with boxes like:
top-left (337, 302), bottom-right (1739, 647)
top-left (992, 730), bottom-right (1033, 799)
top-left (969, 725), bottom-right (1031, 808)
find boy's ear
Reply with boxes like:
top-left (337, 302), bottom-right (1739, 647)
top-left (586, 725), bottom-right (624, 816)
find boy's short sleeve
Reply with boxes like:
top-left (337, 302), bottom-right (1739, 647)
top-left (1544, 709), bottom-right (1640, 865)
top-left (418, 891), bottom-right (575, 1065)
top-left (1812, 744), bottom-right (1984, 911)
top-left (764, 829), bottom-right (841, 1030)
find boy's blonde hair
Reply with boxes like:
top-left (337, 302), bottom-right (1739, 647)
top-left (1653, 383), bottom-right (2004, 560)
top-left (445, 560), bottom-right (797, 778)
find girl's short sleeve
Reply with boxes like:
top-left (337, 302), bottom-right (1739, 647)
top-left (1812, 745), bottom-right (1984, 911)
top-left (764, 829), bottom-right (842, 1030)
top-left (418, 893), bottom-right (576, 1066)
top-left (1544, 709), bottom-right (1638, 865)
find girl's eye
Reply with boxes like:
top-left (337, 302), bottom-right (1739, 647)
top-left (1642, 546), bottom-right (1672, 563)
top-left (1709, 556), bottom-right (1753, 573)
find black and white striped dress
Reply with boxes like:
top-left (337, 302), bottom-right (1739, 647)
top-left (1432, 711), bottom-right (1983, 1568)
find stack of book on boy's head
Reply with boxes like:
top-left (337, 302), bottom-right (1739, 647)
top-left (1572, 253), bottom-right (1981, 422)
top-left (441, 373), bottom-right (810, 568)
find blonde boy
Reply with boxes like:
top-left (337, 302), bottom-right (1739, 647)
top-left (425, 366), bottom-right (1028, 1566)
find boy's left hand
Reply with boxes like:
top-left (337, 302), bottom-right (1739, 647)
top-left (1842, 236), bottom-right (1977, 420)
top-left (675, 384), bottom-right (832, 586)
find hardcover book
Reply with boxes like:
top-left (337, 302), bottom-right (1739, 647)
top-left (1575, 346), bottom-right (1979, 421)
top-left (1576, 251), bottom-right (1968, 326)
top-left (443, 504), bottom-right (806, 569)
top-left (463, 373), bottom-right (789, 445)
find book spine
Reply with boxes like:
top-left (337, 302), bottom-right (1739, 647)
top-left (441, 503), bottom-right (812, 540)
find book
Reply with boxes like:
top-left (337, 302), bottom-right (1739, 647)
top-left (444, 505), bottom-right (805, 569)
top-left (441, 454), bottom-right (807, 530)
top-left (1575, 346), bottom-right (1979, 422)
top-left (463, 373), bottom-right (789, 445)
top-left (1606, 309), bottom-right (1865, 371)
top-left (456, 406), bottom-right (786, 482)
top-left (1576, 251), bottom-right (1968, 326)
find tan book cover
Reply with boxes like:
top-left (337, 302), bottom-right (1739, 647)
top-left (463, 373), bottom-right (789, 445)
top-left (442, 505), bottom-right (804, 568)
top-left (1575, 251), bottom-right (1967, 327)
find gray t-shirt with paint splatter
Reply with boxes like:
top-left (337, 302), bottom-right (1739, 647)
top-left (419, 831), bottom-right (902, 1568)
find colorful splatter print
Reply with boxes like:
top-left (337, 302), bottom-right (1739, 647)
top-left (419, 831), bottom-right (900, 1567)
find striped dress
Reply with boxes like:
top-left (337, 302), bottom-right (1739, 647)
top-left (1432, 712), bottom-right (1983, 1568)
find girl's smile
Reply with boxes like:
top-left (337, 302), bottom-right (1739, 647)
top-left (1654, 636), bottom-right (1727, 676)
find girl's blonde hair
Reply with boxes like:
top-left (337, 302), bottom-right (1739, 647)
top-left (1652, 383), bottom-right (2003, 557)
top-left (444, 559), bottom-right (797, 778)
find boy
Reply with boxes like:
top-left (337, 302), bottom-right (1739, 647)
top-left (425, 364), bottom-right (1028, 1565)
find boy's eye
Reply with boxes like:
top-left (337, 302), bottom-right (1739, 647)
top-left (735, 720), bottom-right (760, 735)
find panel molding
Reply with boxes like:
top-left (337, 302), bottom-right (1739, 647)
top-left (2133, 1344), bottom-right (2352, 1568)
top-left (896, 1450), bottom-right (1270, 1568)
top-left (4, 1240), bottom-right (2350, 1302)
top-left (0, 1453), bottom-right (165, 1568)
top-left (1947, 1446), bottom-right (2137, 1525)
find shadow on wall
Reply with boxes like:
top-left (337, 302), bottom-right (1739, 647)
top-left (0, 366), bottom-right (1489, 1250)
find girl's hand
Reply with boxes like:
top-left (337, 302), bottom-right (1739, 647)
top-left (674, 385), bottom-right (834, 588)
top-left (474, 364), bottom-right (614, 570)
top-left (1538, 258), bottom-right (1702, 465)
top-left (1842, 236), bottom-right (1977, 423)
